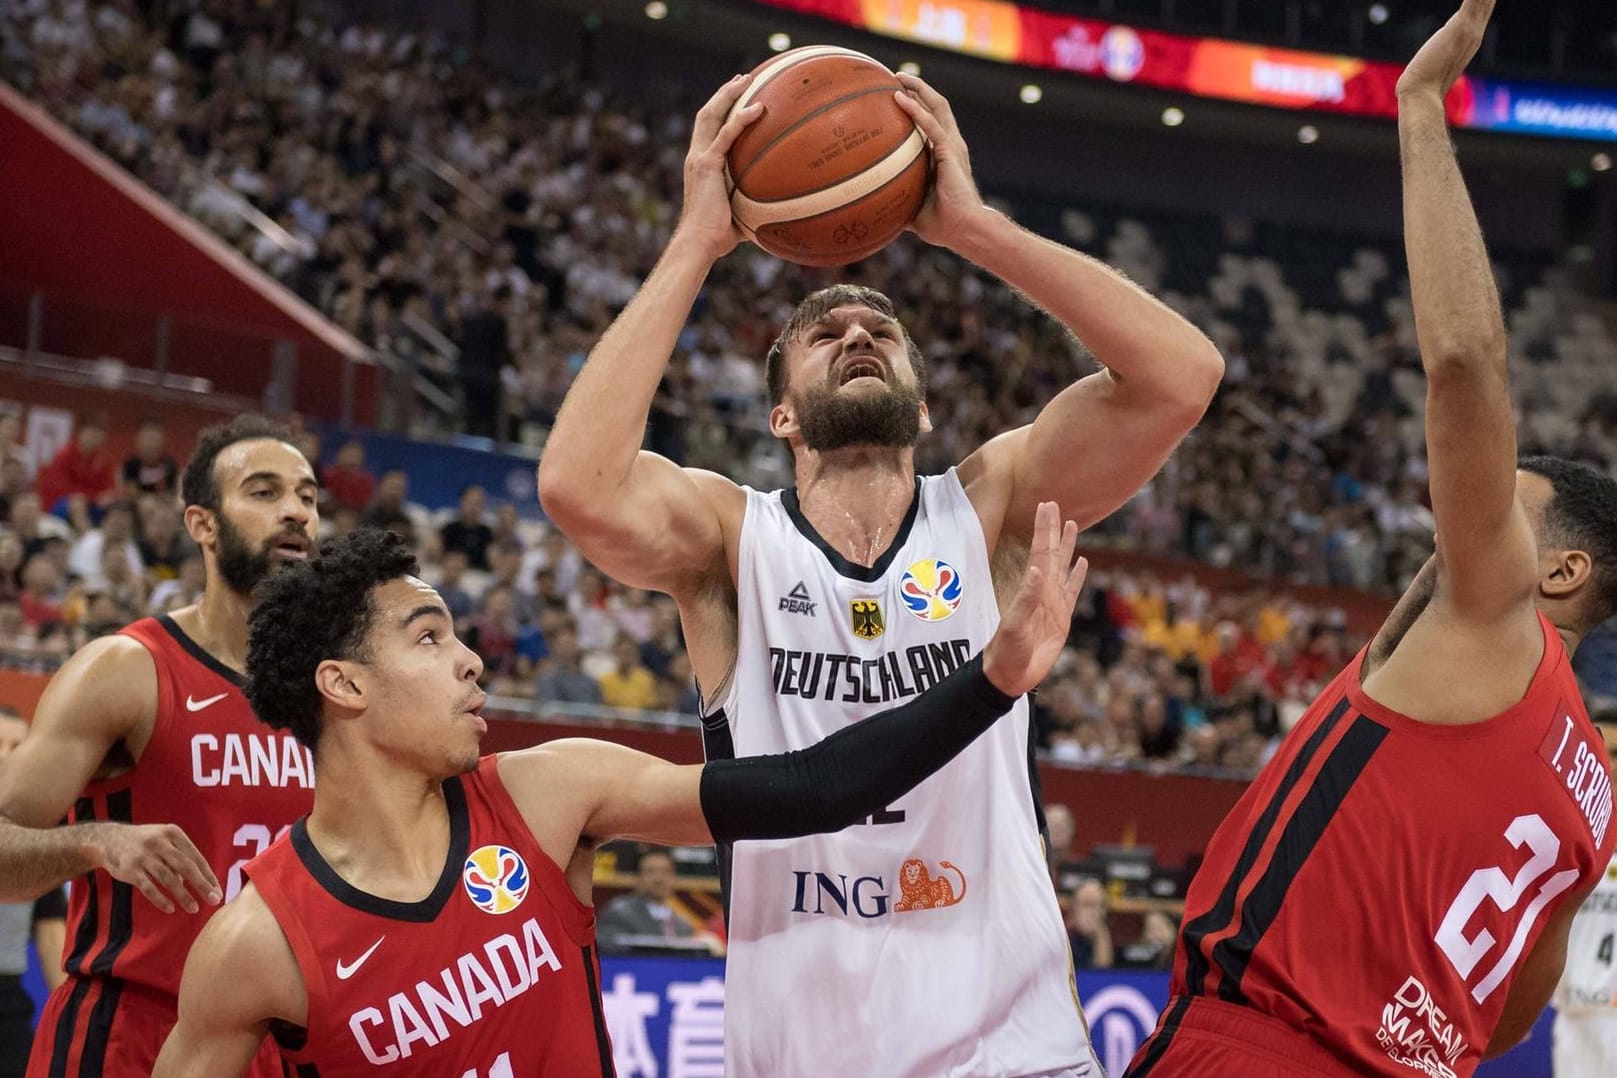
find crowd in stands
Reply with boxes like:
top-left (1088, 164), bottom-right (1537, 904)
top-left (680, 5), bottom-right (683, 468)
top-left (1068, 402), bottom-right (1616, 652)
top-left (8, 0), bottom-right (1617, 602)
top-left (0, 406), bottom-right (1369, 783)
top-left (4, 4), bottom-right (1617, 764)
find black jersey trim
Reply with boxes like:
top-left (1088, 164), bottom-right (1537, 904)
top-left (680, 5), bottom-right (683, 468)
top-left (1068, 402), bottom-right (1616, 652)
top-left (90, 790), bottom-right (135, 977)
top-left (45, 975), bottom-right (94, 1078)
top-left (1124, 993), bottom-right (1192, 1078)
top-left (582, 944), bottom-right (618, 1076)
top-left (1211, 713), bottom-right (1389, 1003)
top-left (78, 975), bottom-right (125, 1078)
top-left (1182, 695), bottom-right (1353, 997)
top-left (64, 797), bottom-right (99, 975)
top-left (700, 709), bottom-right (736, 924)
top-left (157, 614), bottom-right (246, 687)
top-left (290, 777), bottom-right (470, 923)
top-left (269, 1017), bottom-right (310, 1052)
top-left (780, 476), bottom-right (923, 583)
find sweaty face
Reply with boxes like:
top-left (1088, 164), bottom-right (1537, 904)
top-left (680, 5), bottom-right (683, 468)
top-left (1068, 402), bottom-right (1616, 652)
top-left (352, 577), bottom-right (487, 778)
top-left (208, 440), bottom-right (318, 596)
top-left (785, 306), bottom-right (925, 452)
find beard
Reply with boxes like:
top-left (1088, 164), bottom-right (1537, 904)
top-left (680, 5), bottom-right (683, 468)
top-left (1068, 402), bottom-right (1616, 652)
top-left (214, 511), bottom-right (283, 595)
top-left (792, 379), bottom-right (923, 452)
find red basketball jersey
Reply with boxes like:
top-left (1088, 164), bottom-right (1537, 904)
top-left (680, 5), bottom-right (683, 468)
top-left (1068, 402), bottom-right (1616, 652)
top-left (1156, 614), bottom-right (1615, 1078)
top-left (59, 615), bottom-right (317, 995)
top-left (247, 755), bottom-right (613, 1076)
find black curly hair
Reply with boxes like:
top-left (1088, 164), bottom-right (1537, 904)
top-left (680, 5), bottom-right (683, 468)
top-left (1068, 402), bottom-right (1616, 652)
top-left (180, 414), bottom-right (297, 512)
top-left (1520, 456), bottom-right (1617, 628)
top-left (245, 529), bottom-right (419, 750)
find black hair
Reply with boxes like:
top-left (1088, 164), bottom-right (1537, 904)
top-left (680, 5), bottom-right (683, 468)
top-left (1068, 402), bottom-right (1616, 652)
top-left (245, 529), bottom-right (419, 750)
top-left (180, 414), bottom-right (296, 512)
top-left (1520, 456), bottom-right (1617, 627)
top-left (764, 285), bottom-right (926, 405)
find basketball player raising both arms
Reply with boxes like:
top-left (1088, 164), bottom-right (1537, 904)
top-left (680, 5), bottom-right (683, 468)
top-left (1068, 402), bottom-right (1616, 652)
top-left (1551, 719), bottom-right (1617, 1076)
top-left (1125, 3), bottom-right (1617, 1075)
top-left (152, 508), bottom-right (1088, 1076)
top-left (0, 415), bottom-right (318, 1078)
top-left (539, 66), bottom-right (1224, 1077)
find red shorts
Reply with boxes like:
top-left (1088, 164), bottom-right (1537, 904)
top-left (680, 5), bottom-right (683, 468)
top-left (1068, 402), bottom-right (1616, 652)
top-left (1125, 996), bottom-right (1362, 1078)
top-left (26, 976), bottom-right (285, 1078)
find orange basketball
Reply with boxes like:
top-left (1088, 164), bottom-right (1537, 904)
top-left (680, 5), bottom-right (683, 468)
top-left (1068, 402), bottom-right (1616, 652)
top-left (726, 46), bottom-right (931, 268)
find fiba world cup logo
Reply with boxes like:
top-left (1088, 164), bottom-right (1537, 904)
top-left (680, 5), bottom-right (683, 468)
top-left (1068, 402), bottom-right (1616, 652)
top-left (463, 844), bottom-right (530, 915)
top-left (900, 558), bottom-right (964, 622)
top-left (1100, 26), bottom-right (1146, 82)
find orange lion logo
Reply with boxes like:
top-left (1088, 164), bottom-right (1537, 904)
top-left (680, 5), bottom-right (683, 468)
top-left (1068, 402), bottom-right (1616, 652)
top-left (893, 858), bottom-right (967, 912)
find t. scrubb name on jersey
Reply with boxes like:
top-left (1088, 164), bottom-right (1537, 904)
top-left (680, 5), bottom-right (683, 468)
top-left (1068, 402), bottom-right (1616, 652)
top-left (768, 640), bottom-right (972, 704)
top-left (190, 732), bottom-right (315, 788)
top-left (348, 917), bottom-right (562, 1065)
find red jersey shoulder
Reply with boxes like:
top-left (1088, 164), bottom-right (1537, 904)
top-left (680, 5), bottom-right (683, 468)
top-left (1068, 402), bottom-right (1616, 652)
top-left (248, 766), bottom-right (607, 1076)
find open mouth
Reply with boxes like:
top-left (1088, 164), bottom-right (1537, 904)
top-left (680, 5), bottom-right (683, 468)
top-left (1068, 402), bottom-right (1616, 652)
top-left (837, 357), bottom-right (886, 386)
top-left (273, 534), bottom-right (310, 560)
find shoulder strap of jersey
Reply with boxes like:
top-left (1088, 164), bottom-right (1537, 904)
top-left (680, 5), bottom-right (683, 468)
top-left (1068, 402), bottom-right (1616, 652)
top-left (241, 835), bottom-right (327, 1033)
top-left (467, 756), bottom-right (596, 945)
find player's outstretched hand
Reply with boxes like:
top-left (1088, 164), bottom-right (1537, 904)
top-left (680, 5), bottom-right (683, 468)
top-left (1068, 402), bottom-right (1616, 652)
top-left (982, 502), bottom-right (1088, 698)
top-left (90, 821), bottom-right (222, 914)
top-left (1396, 0), bottom-right (1496, 103)
top-left (677, 74), bottom-right (766, 263)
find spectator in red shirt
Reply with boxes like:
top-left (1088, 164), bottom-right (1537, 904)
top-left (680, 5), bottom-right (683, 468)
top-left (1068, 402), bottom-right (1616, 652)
top-left (319, 439), bottom-right (376, 512)
top-left (16, 554), bottom-right (63, 630)
top-left (34, 415), bottom-right (117, 526)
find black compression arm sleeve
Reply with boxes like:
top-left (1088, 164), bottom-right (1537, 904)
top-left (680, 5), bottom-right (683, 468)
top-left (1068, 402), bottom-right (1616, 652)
top-left (699, 654), bottom-right (1016, 843)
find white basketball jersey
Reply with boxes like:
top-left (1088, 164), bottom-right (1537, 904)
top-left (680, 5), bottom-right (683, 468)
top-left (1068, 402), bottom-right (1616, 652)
top-left (705, 471), bottom-right (1096, 1078)
top-left (1554, 852), bottom-right (1617, 1013)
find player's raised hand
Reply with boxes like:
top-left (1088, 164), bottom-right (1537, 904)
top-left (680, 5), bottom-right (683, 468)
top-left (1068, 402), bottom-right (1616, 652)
top-left (1396, 0), bottom-right (1496, 103)
top-left (677, 74), bottom-right (766, 263)
top-left (89, 821), bottom-right (222, 914)
top-left (982, 501), bottom-right (1088, 697)
top-left (893, 72), bottom-right (993, 249)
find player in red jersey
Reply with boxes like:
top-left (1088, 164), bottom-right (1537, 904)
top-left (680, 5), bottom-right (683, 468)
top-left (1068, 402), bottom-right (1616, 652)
top-left (0, 415), bottom-right (318, 1078)
top-left (1126, 4), bottom-right (1617, 1076)
top-left (148, 505), bottom-right (1087, 1076)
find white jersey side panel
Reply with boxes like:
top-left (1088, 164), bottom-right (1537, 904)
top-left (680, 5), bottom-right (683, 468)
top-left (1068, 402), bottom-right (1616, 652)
top-left (1554, 853), bottom-right (1617, 1013)
top-left (708, 471), bottom-right (1094, 1078)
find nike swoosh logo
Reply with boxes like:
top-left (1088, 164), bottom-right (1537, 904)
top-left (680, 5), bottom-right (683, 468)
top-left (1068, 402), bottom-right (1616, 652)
top-left (336, 936), bottom-right (385, 980)
top-left (185, 692), bottom-right (229, 712)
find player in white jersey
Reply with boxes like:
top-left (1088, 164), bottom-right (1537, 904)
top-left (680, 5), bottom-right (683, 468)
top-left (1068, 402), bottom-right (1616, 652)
top-left (540, 69), bottom-right (1224, 1077)
top-left (1553, 720), bottom-right (1617, 1076)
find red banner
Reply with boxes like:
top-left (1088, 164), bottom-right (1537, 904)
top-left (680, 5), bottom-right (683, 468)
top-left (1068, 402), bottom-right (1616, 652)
top-left (758, 0), bottom-right (1473, 125)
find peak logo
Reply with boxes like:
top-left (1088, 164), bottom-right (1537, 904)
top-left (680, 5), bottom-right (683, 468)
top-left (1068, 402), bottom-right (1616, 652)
top-left (778, 581), bottom-right (817, 617)
top-left (790, 857), bottom-right (967, 919)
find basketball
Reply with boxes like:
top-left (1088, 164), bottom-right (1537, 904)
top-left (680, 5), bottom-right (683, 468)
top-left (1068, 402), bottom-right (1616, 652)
top-left (726, 46), bottom-right (931, 267)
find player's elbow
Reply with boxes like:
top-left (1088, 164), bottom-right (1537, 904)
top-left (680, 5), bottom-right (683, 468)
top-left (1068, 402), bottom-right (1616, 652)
top-left (1421, 334), bottom-right (1508, 381)
top-left (1149, 339), bottom-right (1224, 419)
top-left (536, 457), bottom-right (600, 533)
top-left (1184, 339), bottom-right (1226, 406)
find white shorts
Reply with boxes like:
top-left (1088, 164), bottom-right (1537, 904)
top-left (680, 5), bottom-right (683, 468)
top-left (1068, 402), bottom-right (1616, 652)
top-left (1553, 1009), bottom-right (1617, 1077)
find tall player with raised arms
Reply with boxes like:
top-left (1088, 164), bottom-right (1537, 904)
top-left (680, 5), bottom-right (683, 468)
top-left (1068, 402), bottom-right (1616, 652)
top-left (540, 63), bottom-right (1223, 1078)
top-left (1126, 3), bottom-right (1617, 1075)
